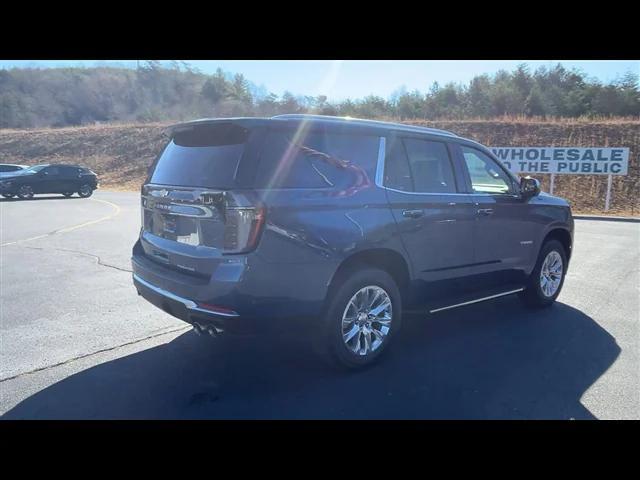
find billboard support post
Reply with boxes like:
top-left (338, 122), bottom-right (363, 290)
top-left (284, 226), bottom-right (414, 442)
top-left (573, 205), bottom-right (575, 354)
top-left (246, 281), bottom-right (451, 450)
top-left (549, 174), bottom-right (555, 195)
top-left (605, 174), bottom-right (613, 212)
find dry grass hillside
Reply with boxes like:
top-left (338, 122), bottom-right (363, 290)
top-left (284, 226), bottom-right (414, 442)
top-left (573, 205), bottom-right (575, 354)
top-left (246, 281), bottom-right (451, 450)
top-left (0, 119), bottom-right (638, 215)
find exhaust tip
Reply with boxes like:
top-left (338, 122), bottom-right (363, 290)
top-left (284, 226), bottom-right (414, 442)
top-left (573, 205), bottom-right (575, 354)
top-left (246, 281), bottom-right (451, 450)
top-left (193, 322), bottom-right (223, 338)
top-left (207, 325), bottom-right (224, 337)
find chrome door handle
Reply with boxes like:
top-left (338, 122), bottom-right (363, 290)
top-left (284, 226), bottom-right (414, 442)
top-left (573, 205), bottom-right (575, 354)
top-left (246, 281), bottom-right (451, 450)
top-left (402, 209), bottom-right (424, 218)
top-left (477, 208), bottom-right (494, 216)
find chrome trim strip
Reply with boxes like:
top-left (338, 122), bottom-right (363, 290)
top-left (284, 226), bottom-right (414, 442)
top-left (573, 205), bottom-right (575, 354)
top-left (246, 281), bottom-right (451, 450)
top-left (382, 185), bottom-right (519, 197)
top-left (133, 273), bottom-right (240, 318)
top-left (189, 306), bottom-right (239, 317)
top-left (134, 273), bottom-right (197, 308)
top-left (375, 136), bottom-right (386, 187)
top-left (150, 202), bottom-right (215, 218)
top-left (429, 288), bottom-right (524, 313)
top-left (382, 187), bottom-right (475, 196)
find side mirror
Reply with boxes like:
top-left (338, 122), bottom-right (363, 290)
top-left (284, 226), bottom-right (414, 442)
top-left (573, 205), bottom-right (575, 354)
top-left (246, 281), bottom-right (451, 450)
top-left (520, 176), bottom-right (541, 199)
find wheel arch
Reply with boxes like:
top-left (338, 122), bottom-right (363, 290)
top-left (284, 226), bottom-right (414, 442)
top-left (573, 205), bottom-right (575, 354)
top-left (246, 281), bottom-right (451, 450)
top-left (326, 248), bottom-right (411, 304)
top-left (542, 227), bottom-right (572, 262)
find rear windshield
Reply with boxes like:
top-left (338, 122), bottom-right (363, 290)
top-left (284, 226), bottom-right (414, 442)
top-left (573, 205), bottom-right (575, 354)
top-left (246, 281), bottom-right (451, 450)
top-left (150, 124), bottom-right (249, 188)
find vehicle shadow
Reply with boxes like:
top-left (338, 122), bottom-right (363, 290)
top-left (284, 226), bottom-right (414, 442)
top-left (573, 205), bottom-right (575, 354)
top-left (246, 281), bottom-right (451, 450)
top-left (2, 297), bottom-right (619, 419)
top-left (0, 195), bottom-right (84, 202)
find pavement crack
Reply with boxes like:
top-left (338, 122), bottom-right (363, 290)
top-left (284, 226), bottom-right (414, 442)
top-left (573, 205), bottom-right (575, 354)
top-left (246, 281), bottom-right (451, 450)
top-left (0, 326), bottom-right (191, 383)
top-left (22, 245), bottom-right (133, 273)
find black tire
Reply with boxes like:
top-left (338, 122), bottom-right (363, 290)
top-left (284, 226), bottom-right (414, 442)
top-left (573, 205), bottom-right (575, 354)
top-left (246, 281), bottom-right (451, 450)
top-left (1, 193), bottom-right (15, 198)
top-left (78, 184), bottom-right (93, 198)
top-left (62, 192), bottom-right (74, 197)
top-left (17, 185), bottom-right (34, 200)
top-left (520, 239), bottom-right (567, 309)
top-left (315, 268), bottom-right (402, 370)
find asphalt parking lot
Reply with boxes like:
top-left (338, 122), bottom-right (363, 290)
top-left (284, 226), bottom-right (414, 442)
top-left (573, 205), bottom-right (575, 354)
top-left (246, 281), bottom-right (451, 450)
top-left (0, 191), bottom-right (638, 419)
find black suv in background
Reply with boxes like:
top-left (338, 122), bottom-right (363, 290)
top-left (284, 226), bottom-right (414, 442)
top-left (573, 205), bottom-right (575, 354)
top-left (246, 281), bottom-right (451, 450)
top-left (132, 115), bottom-right (574, 369)
top-left (0, 164), bottom-right (98, 199)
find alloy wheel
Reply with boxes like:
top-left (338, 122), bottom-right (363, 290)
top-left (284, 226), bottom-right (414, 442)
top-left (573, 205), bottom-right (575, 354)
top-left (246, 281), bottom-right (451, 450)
top-left (18, 185), bottom-right (34, 199)
top-left (341, 286), bottom-right (393, 356)
top-left (540, 250), bottom-right (563, 297)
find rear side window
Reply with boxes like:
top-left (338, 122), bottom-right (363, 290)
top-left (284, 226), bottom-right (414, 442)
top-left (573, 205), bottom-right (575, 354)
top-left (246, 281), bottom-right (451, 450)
top-left (254, 128), bottom-right (378, 190)
top-left (384, 137), bottom-right (456, 193)
top-left (150, 124), bottom-right (249, 189)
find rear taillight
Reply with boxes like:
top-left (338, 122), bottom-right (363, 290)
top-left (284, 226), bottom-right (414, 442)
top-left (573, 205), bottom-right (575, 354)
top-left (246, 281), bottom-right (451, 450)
top-left (223, 205), bottom-right (266, 254)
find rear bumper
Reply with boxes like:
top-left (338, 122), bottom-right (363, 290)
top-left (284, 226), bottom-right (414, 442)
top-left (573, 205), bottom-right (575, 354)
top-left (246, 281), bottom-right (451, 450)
top-left (133, 273), bottom-right (239, 318)
top-left (133, 272), bottom-right (239, 333)
top-left (131, 239), bottom-right (335, 334)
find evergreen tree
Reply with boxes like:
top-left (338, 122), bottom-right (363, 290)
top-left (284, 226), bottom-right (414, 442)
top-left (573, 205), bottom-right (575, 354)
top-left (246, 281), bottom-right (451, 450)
top-left (0, 62), bottom-right (637, 128)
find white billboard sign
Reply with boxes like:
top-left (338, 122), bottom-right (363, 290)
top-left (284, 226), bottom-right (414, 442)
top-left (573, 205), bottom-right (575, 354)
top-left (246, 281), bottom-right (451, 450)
top-left (490, 147), bottom-right (629, 175)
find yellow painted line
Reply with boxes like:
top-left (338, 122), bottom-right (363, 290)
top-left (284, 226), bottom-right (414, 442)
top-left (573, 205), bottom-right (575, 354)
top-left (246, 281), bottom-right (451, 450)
top-left (0, 197), bottom-right (121, 247)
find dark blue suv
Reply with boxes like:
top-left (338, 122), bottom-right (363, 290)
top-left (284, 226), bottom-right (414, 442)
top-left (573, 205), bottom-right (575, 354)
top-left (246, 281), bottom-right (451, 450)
top-left (132, 115), bottom-right (573, 368)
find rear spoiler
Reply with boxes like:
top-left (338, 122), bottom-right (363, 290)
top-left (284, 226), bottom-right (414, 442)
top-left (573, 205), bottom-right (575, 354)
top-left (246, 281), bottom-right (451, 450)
top-left (165, 117), bottom-right (272, 138)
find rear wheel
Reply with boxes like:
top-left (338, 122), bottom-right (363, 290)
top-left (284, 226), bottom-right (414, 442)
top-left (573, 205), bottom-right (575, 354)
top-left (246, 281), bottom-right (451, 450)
top-left (520, 239), bottom-right (567, 308)
top-left (316, 268), bottom-right (401, 369)
top-left (17, 185), bottom-right (34, 200)
top-left (78, 184), bottom-right (93, 198)
top-left (62, 192), bottom-right (74, 197)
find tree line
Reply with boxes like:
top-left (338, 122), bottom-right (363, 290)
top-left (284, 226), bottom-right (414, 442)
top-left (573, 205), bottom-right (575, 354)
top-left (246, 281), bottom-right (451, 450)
top-left (0, 61), bottom-right (638, 129)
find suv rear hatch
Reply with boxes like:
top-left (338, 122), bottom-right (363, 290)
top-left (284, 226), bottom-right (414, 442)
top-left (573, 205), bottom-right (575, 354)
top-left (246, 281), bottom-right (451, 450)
top-left (140, 122), bottom-right (265, 277)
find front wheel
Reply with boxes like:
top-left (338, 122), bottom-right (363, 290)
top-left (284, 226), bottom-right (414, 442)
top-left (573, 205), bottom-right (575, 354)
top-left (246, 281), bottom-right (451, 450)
top-left (520, 239), bottom-right (567, 308)
top-left (78, 184), bottom-right (93, 198)
top-left (317, 268), bottom-right (402, 369)
top-left (17, 185), bottom-right (34, 200)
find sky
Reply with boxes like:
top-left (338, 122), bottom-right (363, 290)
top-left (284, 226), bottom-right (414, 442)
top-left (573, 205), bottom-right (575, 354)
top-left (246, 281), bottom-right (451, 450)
top-left (0, 60), bottom-right (637, 101)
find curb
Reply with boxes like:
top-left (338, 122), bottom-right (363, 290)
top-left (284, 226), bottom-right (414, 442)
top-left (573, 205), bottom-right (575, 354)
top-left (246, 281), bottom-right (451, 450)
top-left (573, 215), bottom-right (640, 223)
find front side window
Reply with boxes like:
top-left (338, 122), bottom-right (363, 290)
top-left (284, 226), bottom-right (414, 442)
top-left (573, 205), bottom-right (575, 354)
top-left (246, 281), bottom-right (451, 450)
top-left (384, 137), bottom-right (456, 194)
top-left (461, 146), bottom-right (513, 195)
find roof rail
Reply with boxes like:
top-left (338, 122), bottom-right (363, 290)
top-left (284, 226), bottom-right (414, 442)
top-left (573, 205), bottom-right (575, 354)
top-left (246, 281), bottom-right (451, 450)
top-left (271, 114), bottom-right (458, 137)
